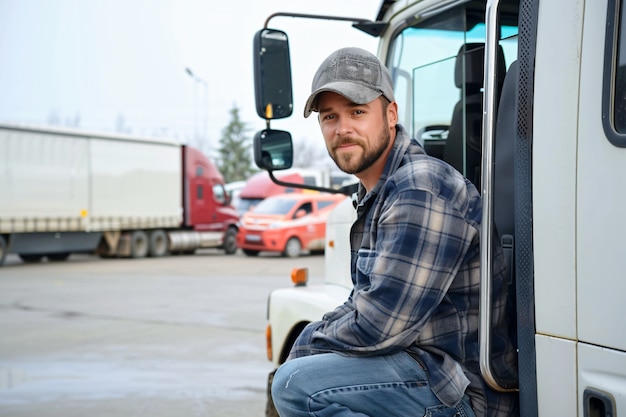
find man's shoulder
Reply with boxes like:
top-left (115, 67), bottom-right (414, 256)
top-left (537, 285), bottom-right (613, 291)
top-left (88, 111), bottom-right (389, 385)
top-left (393, 151), bottom-right (464, 191)
top-left (385, 150), bottom-right (481, 217)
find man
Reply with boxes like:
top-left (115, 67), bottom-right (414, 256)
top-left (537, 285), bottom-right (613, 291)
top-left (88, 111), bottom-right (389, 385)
top-left (271, 47), bottom-right (518, 417)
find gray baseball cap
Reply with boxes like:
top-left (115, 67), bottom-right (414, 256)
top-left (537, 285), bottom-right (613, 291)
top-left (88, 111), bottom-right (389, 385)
top-left (303, 47), bottom-right (395, 118)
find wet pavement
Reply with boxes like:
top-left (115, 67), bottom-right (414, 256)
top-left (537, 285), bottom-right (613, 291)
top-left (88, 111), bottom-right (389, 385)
top-left (0, 251), bottom-right (325, 416)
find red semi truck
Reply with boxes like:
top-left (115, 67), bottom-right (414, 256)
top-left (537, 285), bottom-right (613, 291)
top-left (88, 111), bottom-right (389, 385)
top-left (0, 123), bottom-right (239, 266)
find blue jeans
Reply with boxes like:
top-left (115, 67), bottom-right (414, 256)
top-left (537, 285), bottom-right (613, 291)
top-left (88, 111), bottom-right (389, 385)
top-left (271, 351), bottom-right (476, 417)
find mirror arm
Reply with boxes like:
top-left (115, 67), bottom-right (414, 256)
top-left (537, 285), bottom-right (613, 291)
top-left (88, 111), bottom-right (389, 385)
top-left (264, 12), bottom-right (371, 28)
top-left (263, 12), bottom-right (386, 37)
top-left (267, 171), bottom-right (354, 196)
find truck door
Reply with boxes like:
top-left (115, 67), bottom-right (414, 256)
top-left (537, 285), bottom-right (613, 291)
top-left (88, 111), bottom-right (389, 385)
top-left (183, 146), bottom-right (216, 227)
top-left (576, 0), bottom-right (626, 413)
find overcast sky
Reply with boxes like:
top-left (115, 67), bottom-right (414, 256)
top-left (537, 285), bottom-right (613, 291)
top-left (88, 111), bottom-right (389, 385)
top-left (0, 0), bottom-right (380, 157)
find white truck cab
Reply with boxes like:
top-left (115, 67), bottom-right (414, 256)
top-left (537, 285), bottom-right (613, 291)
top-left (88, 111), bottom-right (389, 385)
top-left (253, 0), bottom-right (626, 416)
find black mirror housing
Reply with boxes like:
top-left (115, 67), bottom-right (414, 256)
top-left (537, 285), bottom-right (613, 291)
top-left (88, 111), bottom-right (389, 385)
top-left (253, 29), bottom-right (294, 120)
top-left (253, 129), bottom-right (294, 171)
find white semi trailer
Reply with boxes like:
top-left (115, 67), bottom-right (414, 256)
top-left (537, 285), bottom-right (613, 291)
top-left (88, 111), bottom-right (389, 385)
top-left (0, 124), bottom-right (239, 266)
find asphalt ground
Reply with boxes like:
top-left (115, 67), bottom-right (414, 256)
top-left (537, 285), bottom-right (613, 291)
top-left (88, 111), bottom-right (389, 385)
top-left (0, 250), bottom-right (325, 417)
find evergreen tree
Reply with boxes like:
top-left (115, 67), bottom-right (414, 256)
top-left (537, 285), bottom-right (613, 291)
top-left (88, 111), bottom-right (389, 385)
top-left (216, 105), bottom-right (257, 183)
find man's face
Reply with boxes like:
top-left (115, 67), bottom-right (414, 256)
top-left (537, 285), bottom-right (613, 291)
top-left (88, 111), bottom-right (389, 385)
top-left (317, 92), bottom-right (396, 178)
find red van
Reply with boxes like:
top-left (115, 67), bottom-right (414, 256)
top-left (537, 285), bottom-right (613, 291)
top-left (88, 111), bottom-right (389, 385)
top-left (236, 192), bottom-right (347, 258)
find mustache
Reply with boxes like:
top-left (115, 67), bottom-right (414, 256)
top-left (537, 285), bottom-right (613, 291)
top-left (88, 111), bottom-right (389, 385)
top-left (331, 136), bottom-right (362, 150)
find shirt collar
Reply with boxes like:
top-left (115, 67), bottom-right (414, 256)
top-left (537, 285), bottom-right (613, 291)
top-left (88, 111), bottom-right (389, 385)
top-left (356, 124), bottom-right (412, 205)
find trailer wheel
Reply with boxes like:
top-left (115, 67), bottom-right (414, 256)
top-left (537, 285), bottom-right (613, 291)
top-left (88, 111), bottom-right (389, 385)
top-left (130, 230), bottom-right (149, 258)
top-left (18, 254), bottom-right (44, 263)
top-left (0, 236), bottom-right (7, 266)
top-left (148, 230), bottom-right (168, 257)
top-left (223, 227), bottom-right (238, 255)
top-left (47, 252), bottom-right (70, 262)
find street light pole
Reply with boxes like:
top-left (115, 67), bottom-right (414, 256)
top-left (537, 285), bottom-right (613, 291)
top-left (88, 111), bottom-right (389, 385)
top-left (185, 67), bottom-right (208, 153)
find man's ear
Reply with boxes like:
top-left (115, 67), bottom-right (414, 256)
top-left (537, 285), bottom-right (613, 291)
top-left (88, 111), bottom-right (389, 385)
top-left (387, 101), bottom-right (399, 126)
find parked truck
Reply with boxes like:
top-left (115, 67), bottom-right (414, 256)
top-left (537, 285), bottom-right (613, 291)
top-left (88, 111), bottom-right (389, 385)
top-left (236, 168), bottom-right (355, 215)
top-left (252, 0), bottom-right (626, 416)
top-left (236, 170), bottom-right (307, 216)
top-left (0, 123), bottom-right (239, 266)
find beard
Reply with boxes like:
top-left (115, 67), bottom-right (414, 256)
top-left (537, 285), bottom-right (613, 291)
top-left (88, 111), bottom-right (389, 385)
top-left (327, 125), bottom-right (391, 175)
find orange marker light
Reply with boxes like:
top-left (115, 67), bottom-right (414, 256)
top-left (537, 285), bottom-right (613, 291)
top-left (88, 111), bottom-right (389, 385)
top-left (266, 324), bottom-right (273, 361)
top-left (291, 267), bottom-right (308, 286)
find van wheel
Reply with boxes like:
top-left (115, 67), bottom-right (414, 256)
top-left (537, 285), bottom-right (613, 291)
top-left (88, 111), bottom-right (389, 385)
top-left (149, 230), bottom-right (169, 257)
top-left (223, 227), bottom-right (238, 255)
top-left (130, 230), bottom-right (149, 258)
top-left (283, 237), bottom-right (301, 258)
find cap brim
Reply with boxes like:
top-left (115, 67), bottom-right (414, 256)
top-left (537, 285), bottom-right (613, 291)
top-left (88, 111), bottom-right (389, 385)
top-left (303, 81), bottom-right (382, 118)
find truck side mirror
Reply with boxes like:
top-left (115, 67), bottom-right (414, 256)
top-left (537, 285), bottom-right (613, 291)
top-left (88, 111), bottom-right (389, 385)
top-left (253, 28), bottom-right (293, 120)
top-left (253, 129), bottom-right (294, 171)
top-left (253, 128), bottom-right (350, 196)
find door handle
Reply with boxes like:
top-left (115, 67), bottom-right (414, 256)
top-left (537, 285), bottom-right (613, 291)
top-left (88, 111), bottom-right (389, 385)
top-left (584, 388), bottom-right (615, 417)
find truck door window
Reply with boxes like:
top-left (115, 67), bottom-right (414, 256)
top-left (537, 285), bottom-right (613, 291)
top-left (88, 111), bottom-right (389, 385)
top-left (604, 0), bottom-right (626, 142)
top-left (213, 183), bottom-right (228, 205)
top-left (616, 0), bottom-right (626, 134)
top-left (386, 6), bottom-right (517, 179)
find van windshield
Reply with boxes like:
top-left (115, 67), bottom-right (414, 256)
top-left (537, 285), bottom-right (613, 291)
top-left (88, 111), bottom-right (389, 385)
top-left (253, 198), bottom-right (297, 215)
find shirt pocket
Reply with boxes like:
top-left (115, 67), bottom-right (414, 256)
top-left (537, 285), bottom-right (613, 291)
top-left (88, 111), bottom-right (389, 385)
top-left (355, 248), bottom-right (377, 288)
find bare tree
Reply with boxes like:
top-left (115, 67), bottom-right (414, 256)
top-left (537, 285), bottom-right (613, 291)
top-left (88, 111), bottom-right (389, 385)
top-left (292, 136), bottom-right (331, 168)
top-left (47, 109), bottom-right (61, 126)
top-left (115, 113), bottom-right (132, 133)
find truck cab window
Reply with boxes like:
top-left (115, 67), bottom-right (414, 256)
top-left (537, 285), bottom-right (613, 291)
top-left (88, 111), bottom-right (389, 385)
top-left (613, 0), bottom-right (626, 133)
top-left (386, 7), bottom-right (517, 181)
top-left (213, 183), bottom-right (228, 205)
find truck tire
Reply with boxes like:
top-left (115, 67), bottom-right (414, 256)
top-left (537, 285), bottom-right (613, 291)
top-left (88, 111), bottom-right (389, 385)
top-left (148, 229), bottom-right (168, 257)
top-left (0, 236), bottom-right (7, 266)
top-left (223, 227), bottom-right (238, 255)
top-left (283, 237), bottom-right (302, 258)
top-left (130, 230), bottom-right (149, 258)
top-left (265, 369), bottom-right (279, 417)
top-left (19, 254), bottom-right (44, 263)
top-left (47, 252), bottom-right (70, 262)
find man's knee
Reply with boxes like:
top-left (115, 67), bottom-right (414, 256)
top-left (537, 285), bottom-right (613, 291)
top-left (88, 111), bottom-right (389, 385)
top-left (271, 360), bottom-right (303, 408)
top-left (271, 362), bottom-right (289, 398)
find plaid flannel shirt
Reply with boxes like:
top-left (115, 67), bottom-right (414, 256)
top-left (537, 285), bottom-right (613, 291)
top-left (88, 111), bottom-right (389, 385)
top-left (288, 125), bottom-right (518, 417)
